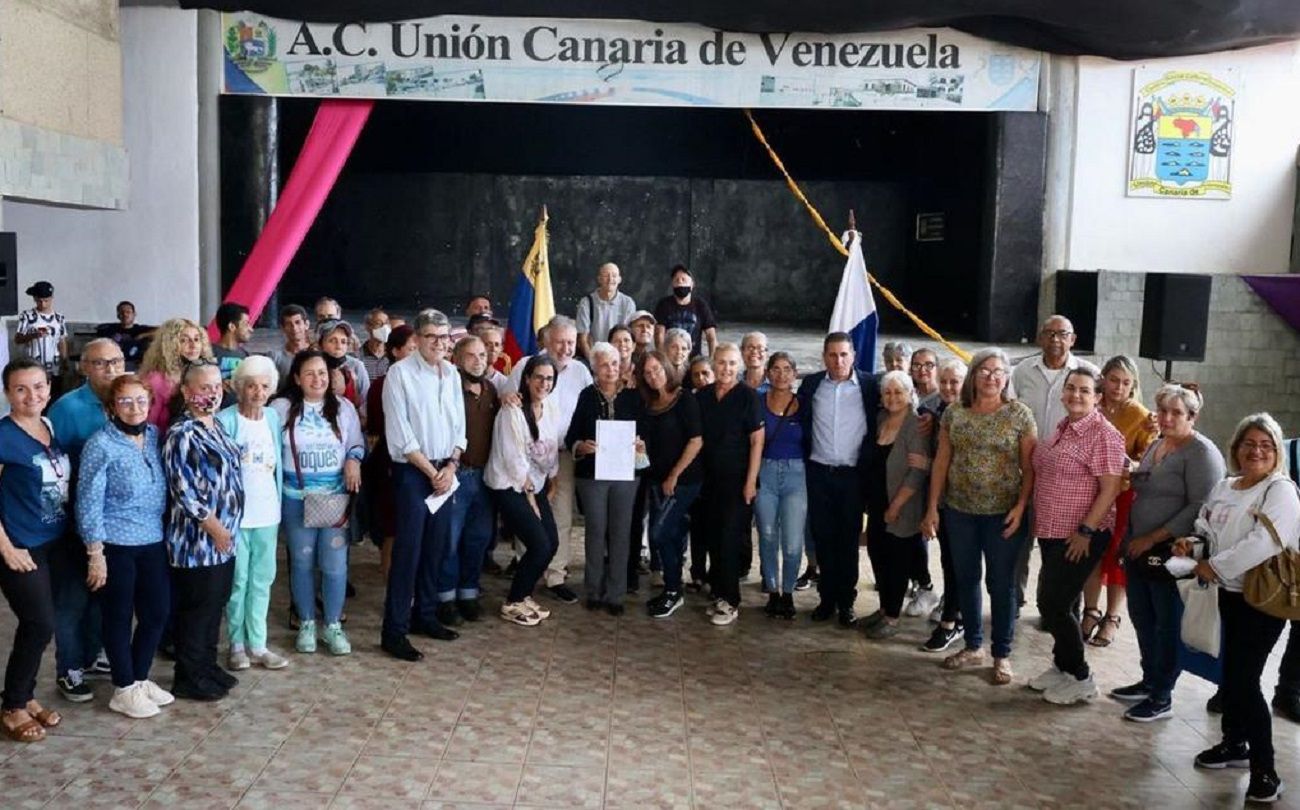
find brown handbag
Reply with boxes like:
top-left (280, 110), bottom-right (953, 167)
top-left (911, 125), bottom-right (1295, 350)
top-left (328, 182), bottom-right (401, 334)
top-left (1243, 481), bottom-right (1300, 620)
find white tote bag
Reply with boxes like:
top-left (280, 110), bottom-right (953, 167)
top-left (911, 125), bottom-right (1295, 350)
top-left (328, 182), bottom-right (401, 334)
top-left (1178, 578), bottom-right (1221, 658)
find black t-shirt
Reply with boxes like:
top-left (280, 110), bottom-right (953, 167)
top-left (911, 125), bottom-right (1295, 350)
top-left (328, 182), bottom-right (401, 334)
top-left (653, 295), bottom-right (717, 355)
top-left (695, 383), bottom-right (762, 480)
top-left (94, 323), bottom-right (154, 369)
top-left (564, 386), bottom-right (643, 480)
top-left (639, 390), bottom-right (703, 485)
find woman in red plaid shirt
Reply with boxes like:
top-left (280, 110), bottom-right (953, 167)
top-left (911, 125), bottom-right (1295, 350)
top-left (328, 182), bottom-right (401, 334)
top-left (1026, 367), bottom-right (1126, 705)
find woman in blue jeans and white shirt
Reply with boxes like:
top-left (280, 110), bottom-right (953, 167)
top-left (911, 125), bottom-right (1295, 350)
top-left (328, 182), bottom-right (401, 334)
top-left (271, 350), bottom-right (364, 656)
top-left (1110, 383), bottom-right (1224, 722)
top-left (754, 352), bottom-right (804, 620)
top-left (1174, 413), bottom-right (1300, 804)
top-left (78, 374), bottom-right (172, 719)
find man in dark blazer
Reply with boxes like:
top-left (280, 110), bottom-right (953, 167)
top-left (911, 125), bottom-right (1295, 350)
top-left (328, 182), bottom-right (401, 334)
top-left (796, 332), bottom-right (880, 627)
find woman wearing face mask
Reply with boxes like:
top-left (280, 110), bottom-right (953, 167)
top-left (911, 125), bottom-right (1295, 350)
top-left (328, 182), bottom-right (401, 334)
top-left (77, 375), bottom-right (172, 718)
top-left (138, 318), bottom-right (216, 431)
top-left (653, 265), bottom-right (718, 360)
top-left (694, 344), bottom-right (763, 625)
top-left (567, 342), bottom-right (643, 615)
top-left (271, 350), bottom-right (364, 657)
top-left (0, 360), bottom-right (71, 741)
top-left (162, 360), bottom-right (244, 701)
top-left (316, 320), bottom-right (370, 414)
top-left (216, 356), bottom-right (287, 672)
top-left (363, 325), bottom-right (417, 580)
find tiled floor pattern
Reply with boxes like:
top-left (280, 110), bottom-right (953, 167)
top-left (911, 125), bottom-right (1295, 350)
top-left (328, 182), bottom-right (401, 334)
top-left (2, 541), bottom-right (1298, 809)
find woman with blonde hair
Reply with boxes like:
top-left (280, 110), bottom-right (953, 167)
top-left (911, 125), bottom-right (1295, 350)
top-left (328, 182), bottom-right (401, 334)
top-left (137, 318), bottom-right (215, 431)
top-left (1083, 354), bottom-right (1158, 647)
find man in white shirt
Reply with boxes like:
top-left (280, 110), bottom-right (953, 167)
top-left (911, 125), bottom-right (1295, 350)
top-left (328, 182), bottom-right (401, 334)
top-left (575, 262), bottom-right (636, 362)
top-left (381, 309), bottom-right (468, 661)
top-left (1009, 314), bottom-right (1099, 614)
top-left (15, 280), bottom-right (69, 398)
top-left (505, 315), bottom-right (593, 603)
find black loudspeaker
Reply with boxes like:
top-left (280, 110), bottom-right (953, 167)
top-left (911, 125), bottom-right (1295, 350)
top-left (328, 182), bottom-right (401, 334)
top-left (0, 233), bottom-right (16, 317)
top-left (1139, 273), bottom-right (1211, 362)
top-left (1054, 270), bottom-right (1098, 352)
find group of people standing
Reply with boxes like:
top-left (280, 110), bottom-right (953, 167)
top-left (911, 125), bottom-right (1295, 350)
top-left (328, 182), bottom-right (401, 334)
top-left (2, 269), bottom-right (1299, 805)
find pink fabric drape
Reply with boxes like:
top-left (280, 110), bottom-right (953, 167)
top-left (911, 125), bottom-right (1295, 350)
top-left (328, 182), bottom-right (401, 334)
top-left (207, 99), bottom-right (373, 341)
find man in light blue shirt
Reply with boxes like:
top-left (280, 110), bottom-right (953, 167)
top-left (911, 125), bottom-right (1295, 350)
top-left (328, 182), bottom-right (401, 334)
top-left (46, 338), bottom-right (125, 701)
top-left (796, 333), bottom-right (879, 627)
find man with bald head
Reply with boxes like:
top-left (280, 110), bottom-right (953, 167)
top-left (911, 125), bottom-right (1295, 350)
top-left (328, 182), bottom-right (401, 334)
top-left (47, 337), bottom-right (127, 700)
top-left (575, 262), bottom-right (637, 362)
top-left (1009, 314), bottom-right (1099, 615)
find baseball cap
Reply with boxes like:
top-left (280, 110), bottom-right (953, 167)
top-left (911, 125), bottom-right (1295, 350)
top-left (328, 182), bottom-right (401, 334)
top-left (25, 281), bottom-right (54, 298)
top-left (316, 318), bottom-right (355, 343)
top-left (629, 310), bottom-right (656, 325)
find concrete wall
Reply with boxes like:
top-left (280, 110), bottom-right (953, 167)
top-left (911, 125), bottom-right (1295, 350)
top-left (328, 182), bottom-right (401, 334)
top-left (1, 6), bottom-right (200, 324)
top-left (1089, 270), bottom-right (1300, 449)
top-left (1063, 42), bottom-right (1300, 275)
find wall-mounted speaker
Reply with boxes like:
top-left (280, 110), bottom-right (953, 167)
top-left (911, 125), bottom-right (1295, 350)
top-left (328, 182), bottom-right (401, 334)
top-left (0, 233), bottom-right (16, 317)
top-left (1054, 270), bottom-right (1098, 353)
top-left (1139, 273), bottom-right (1211, 362)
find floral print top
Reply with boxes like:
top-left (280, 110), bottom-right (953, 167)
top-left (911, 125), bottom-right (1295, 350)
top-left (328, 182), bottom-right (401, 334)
top-left (163, 415), bottom-right (245, 568)
top-left (940, 400), bottom-right (1037, 515)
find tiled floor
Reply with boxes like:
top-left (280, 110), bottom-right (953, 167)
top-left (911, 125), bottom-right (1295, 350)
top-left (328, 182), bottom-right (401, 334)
top-left (2, 540), bottom-right (1298, 809)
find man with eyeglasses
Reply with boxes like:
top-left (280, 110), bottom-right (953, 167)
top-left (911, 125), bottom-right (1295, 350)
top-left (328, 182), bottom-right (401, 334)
top-left (1009, 314), bottom-right (1099, 618)
top-left (45, 338), bottom-right (126, 702)
top-left (380, 309), bottom-right (468, 661)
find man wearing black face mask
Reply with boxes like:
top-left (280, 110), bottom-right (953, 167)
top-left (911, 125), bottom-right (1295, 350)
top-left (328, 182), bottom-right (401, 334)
top-left (653, 264), bottom-right (717, 360)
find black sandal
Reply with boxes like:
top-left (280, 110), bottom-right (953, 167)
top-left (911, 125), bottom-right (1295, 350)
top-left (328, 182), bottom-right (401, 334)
top-left (1089, 614), bottom-right (1122, 647)
top-left (1080, 608), bottom-right (1103, 640)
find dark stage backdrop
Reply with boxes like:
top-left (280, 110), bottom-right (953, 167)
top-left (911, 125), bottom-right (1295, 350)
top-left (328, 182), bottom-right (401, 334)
top-left (234, 100), bottom-right (988, 332)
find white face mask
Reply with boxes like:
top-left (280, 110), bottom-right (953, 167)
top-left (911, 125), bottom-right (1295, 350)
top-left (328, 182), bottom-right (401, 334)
top-left (370, 324), bottom-right (391, 343)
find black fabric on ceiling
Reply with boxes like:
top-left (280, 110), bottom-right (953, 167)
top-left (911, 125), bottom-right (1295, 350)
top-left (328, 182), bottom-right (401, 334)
top-left (178, 0), bottom-right (1300, 59)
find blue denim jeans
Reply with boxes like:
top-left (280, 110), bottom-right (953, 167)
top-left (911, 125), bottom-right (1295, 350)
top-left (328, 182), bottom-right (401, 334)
top-left (282, 497), bottom-right (349, 625)
top-left (944, 507), bottom-right (1027, 659)
top-left (51, 533), bottom-right (102, 677)
top-left (1125, 568), bottom-right (1185, 702)
top-left (647, 480), bottom-right (702, 594)
top-left (437, 468), bottom-right (495, 601)
top-left (753, 458), bottom-right (807, 594)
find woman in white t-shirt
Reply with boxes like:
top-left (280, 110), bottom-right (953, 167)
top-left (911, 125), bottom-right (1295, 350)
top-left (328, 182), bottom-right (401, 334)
top-left (216, 356), bottom-right (288, 672)
top-left (1173, 412), bottom-right (1300, 803)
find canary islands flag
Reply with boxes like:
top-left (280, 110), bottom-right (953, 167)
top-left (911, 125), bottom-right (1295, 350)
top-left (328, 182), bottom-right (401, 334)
top-left (828, 229), bottom-right (878, 374)
top-left (504, 208), bottom-right (556, 362)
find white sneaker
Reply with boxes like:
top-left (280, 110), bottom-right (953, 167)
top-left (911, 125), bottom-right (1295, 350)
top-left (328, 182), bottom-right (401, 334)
top-left (910, 587), bottom-right (941, 618)
top-left (1043, 674), bottom-right (1099, 705)
top-left (500, 601), bottom-right (542, 626)
top-left (522, 596), bottom-right (551, 620)
top-left (705, 598), bottom-right (727, 616)
top-left (710, 602), bottom-right (738, 626)
top-left (1028, 666), bottom-right (1073, 693)
top-left (138, 679), bottom-right (175, 706)
top-left (227, 649), bottom-right (251, 671)
top-left (251, 649), bottom-right (289, 670)
top-left (109, 683), bottom-right (160, 718)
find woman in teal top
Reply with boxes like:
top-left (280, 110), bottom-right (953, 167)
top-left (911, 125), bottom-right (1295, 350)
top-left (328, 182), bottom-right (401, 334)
top-left (0, 359), bottom-right (71, 742)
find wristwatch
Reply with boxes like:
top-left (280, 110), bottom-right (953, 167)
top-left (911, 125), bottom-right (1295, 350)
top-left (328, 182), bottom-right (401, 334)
top-left (1076, 524), bottom-right (1098, 538)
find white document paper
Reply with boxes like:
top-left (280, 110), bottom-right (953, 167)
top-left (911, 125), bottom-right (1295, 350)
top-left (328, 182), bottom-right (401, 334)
top-left (594, 420), bottom-right (636, 482)
top-left (424, 473), bottom-right (461, 515)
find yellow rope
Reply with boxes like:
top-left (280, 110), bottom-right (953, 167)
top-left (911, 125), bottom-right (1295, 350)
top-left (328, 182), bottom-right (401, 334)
top-left (743, 109), bottom-right (971, 363)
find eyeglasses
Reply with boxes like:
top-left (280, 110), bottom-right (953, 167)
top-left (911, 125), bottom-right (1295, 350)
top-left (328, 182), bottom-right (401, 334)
top-left (115, 396), bottom-right (149, 409)
top-left (88, 357), bottom-right (125, 370)
top-left (420, 332), bottom-right (451, 342)
top-left (1240, 440), bottom-right (1277, 454)
top-left (910, 362), bottom-right (937, 371)
top-left (530, 374), bottom-right (555, 385)
top-left (975, 368), bottom-right (1008, 379)
top-left (1041, 329), bottom-right (1074, 340)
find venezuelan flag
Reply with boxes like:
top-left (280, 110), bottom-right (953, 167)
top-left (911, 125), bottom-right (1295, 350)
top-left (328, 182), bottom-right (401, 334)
top-left (503, 207), bottom-right (556, 362)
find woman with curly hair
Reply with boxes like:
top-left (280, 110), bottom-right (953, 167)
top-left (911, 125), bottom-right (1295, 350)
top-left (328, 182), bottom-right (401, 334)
top-left (138, 318), bottom-right (215, 431)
